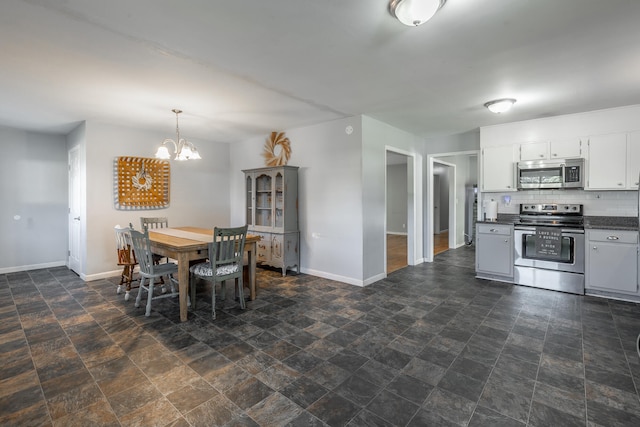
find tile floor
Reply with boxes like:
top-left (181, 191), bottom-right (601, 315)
top-left (2, 246), bottom-right (640, 426)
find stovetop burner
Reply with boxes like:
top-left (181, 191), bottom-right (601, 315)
top-left (516, 203), bottom-right (584, 228)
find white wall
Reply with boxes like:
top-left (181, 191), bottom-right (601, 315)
top-left (0, 126), bottom-right (68, 273)
top-left (386, 163), bottom-right (408, 234)
top-left (230, 117), bottom-right (365, 285)
top-left (82, 121), bottom-right (231, 280)
top-left (362, 116), bottom-right (423, 280)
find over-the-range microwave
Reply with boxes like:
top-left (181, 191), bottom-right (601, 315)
top-left (516, 158), bottom-right (584, 190)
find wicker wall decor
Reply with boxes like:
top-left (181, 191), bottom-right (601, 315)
top-left (114, 157), bottom-right (170, 210)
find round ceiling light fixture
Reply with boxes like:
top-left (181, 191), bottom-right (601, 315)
top-left (389, 0), bottom-right (446, 27)
top-left (484, 98), bottom-right (517, 114)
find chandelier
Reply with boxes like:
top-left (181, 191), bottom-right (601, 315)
top-left (154, 109), bottom-right (201, 161)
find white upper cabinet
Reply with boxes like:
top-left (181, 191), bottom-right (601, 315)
top-left (586, 133), bottom-right (627, 190)
top-left (549, 139), bottom-right (582, 159)
top-left (626, 131), bottom-right (640, 190)
top-left (519, 142), bottom-right (548, 161)
top-left (482, 145), bottom-right (516, 192)
top-left (519, 139), bottom-right (582, 161)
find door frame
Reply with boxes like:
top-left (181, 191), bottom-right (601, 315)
top-left (385, 147), bottom-right (417, 273)
top-left (427, 157), bottom-right (456, 262)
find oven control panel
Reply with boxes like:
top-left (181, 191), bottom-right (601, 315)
top-left (520, 204), bottom-right (583, 215)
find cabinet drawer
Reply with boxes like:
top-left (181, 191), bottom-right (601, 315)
top-left (477, 224), bottom-right (512, 236)
top-left (588, 230), bottom-right (638, 244)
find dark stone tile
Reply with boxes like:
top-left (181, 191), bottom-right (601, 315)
top-left (416, 346), bottom-right (458, 368)
top-left (308, 392), bottom-right (361, 427)
top-left (373, 346), bottom-right (412, 370)
top-left (224, 377), bottom-right (274, 410)
top-left (449, 356), bottom-right (493, 383)
top-left (354, 359), bottom-right (399, 387)
top-left (422, 387), bottom-right (476, 426)
top-left (585, 364), bottom-right (637, 394)
top-left (306, 361), bottom-right (351, 389)
top-left (493, 353), bottom-right (538, 381)
top-left (438, 369), bottom-right (485, 402)
top-left (328, 349), bottom-right (369, 372)
top-left (478, 369), bottom-right (535, 423)
top-left (283, 350), bottom-right (323, 373)
top-left (468, 405), bottom-right (526, 427)
top-left (347, 409), bottom-right (394, 427)
top-left (385, 374), bottom-right (433, 405)
top-left (587, 399), bottom-right (640, 427)
top-left (529, 401), bottom-right (585, 427)
top-left (334, 375), bottom-right (380, 406)
top-left (284, 410), bottom-right (326, 427)
top-left (264, 340), bottom-right (301, 361)
top-left (281, 377), bottom-right (328, 408)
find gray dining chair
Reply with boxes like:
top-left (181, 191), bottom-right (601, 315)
top-left (189, 225), bottom-right (248, 319)
top-left (129, 225), bottom-right (180, 317)
top-left (140, 216), bottom-right (170, 268)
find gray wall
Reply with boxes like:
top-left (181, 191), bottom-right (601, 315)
top-left (0, 126), bottom-right (68, 272)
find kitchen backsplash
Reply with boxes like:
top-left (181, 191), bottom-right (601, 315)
top-left (480, 190), bottom-right (638, 217)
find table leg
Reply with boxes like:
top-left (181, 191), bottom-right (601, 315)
top-left (177, 252), bottom-right (189, 322)
top-left (248, 241), bottom-right (256, 300)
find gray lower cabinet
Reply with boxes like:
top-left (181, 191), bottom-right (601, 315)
top-left (585, 229), bottom-right (639, 295)
top-left (476, 223), bottom-right (514, 281)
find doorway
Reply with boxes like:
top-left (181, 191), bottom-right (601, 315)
top-left (432, 160), bottom-right (454, 256)
top-left (385, 149), bottom-right (415, 273)
top-left (427, 151), bottom-right (479, 262)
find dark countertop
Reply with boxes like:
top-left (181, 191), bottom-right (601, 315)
top-left (584, 216), bottom-right (638, 231)
top-left (477, 214), bottom-right (519, 226)
top-left (477, 214), bottom-right (638, 231)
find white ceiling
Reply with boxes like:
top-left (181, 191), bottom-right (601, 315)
top-left (2, 0), bottom-right (640, 143)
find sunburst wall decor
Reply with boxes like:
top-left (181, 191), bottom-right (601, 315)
top-left (262, 131), bottom-right (291, 166)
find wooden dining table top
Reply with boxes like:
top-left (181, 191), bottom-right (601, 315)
top-left (148, 226), bottom-right (261, 249)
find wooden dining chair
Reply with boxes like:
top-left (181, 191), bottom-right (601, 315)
top-left (189, 225), bottom-right (248, 319)
top-left (129, 225), bottom-right (180, 317)
top-left (114, 225), bottom-right (138, 301)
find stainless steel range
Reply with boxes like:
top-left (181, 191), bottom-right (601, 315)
top-left (513, 204), bottom-right (585, 295)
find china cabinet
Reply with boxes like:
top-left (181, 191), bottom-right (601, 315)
top-left (244, 166), bottom-right (299, 275)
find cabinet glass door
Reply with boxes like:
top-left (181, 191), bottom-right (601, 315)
top-left (275, 172), bottom-right (284, 228)
top-left (255, 173), bottom-right (272, 227)
top-left (246, 175), bottom-right (253, 226)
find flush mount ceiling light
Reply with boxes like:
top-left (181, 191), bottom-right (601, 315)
top-left (389, 0), bottom-right (446, 26)
top-left (484, 98), bottom-right (517, 114)
top-left (155, 109), bottom-right (201, 161)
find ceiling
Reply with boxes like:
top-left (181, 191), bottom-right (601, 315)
top-left (2, 0), bottom-right (640, 143)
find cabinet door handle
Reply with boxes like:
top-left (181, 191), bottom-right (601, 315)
top-left (593, 246), bottom-right (598, 250)
top-left (607, 236), bottom-right (620, 240)
top-left (504, 239), bottom-right (509, 243)
top-left (618, 183), bottom-right (623, 186)
top-left (539, 154), bottom-right (544, 158)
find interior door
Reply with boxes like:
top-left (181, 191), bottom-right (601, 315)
top-left (68, 146), bottom-right (81, 274)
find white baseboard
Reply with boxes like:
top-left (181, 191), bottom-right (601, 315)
top-left (0, 261), bottom-right (67, 275)
top-left (299, 267), bottom-right (366, 287)
top-left (386, 231), bottom-right (408, 236)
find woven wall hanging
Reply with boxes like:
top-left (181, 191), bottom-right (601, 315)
top-left (114, 156), bottom-right (170, 210)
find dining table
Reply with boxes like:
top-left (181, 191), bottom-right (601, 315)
top-left (148, 226), bottom-right (261, 322)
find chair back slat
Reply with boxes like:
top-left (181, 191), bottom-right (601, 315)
top-left (140, 217), bottom-right (169, 230)
top-left (129, 227), bottom-right (155, 275)
top-left (208, 225), bottom-right (248, 269)
top-left (115, 226), bottom-right (137, 265)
